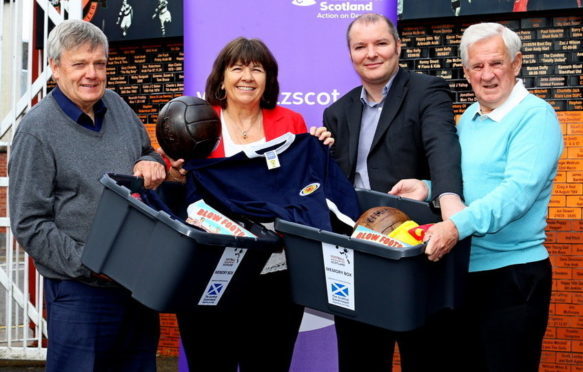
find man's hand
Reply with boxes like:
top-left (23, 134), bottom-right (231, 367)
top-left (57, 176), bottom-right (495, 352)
top-left (133, 160), bottom-right (166, 189)
top-left (388, 179), bottom-right (428, 201)
top-left (424, 220), bottom-right (459, 262)
top-left (310, 126), bottom-right (335, 146)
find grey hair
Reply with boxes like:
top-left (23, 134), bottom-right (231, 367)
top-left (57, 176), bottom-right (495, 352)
top-left (459, 22), bottom-right (521, 67)
top-left (346, 13), bottom-right (400, 49)
top-left (47, 19), bottom-right (109, 65)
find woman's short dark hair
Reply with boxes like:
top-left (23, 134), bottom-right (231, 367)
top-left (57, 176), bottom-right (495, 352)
top-left (205, 37), bottom-right (279, 109)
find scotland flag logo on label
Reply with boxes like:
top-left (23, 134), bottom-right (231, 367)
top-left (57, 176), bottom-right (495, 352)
top-left (198, 247), bottom-right (246, 306)
top-left (332, 283), bottom-right (349, 297)
top-left (208, 283), bottom-right (224, 296)
top-left (322, 242), bottom-right (355, 310)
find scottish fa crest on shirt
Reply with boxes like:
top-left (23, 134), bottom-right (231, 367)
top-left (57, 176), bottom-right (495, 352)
top-left (300, 182), bottom-right (321, 196)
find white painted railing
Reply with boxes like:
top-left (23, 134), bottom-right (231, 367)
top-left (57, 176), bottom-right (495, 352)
top-left (0, 0), bottom-right (81, 361)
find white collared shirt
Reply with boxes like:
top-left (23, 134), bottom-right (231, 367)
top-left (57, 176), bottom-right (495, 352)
top-left (475, 79), bottom-right (529, 122)
top-left (354, 70), bottom-right (399, 189)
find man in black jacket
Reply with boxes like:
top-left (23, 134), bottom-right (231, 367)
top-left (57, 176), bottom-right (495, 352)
top-left (323, 13), bottom-right (463, 371)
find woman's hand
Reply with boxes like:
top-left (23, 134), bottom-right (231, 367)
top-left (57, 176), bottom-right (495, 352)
top-left (156, 148), bottom-right (187, 183)
top-left (310, 126), bottom-right (335, 146)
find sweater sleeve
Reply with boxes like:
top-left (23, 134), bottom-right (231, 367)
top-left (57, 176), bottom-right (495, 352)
top-left (8, 130), bottom-right (92, 279)
top-left (450, 105), bottom-right (563, 240)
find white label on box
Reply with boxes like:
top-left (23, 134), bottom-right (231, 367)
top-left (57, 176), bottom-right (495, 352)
top-left (321, 242), bottom-right (355, 311)
top-left (198, 247), bottom-right (247, 306)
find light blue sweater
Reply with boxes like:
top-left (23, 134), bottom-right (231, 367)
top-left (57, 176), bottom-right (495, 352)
top-left (450, 88), bottom-right (563, 272)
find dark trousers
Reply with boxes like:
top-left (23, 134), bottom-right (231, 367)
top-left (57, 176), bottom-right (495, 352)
top-left (177, 270), bottom-right (304, 372)
top-left (335, 309), bottom-right (455, 372)
top-left (44, 278), bottom-right (160, 372)
top-left (454, 258), bottom-right (552, 372)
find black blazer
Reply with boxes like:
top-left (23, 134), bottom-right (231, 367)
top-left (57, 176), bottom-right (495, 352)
top-left (324, 68), bottom-right (463, 200)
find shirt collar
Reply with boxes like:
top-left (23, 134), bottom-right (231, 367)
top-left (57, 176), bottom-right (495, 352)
top-left (473, 79), bottom-right (529, 122)
top-left (360, 68), bottom-right (399, 108)
top-left (52, 86), bottom-right (107, 130)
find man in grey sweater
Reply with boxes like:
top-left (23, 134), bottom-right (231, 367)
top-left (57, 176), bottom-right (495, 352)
top-left (9, 20), bottom-right (165, 371)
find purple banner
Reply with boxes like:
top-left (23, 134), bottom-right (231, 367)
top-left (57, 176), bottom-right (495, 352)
top-left (182, 1), bottom-right (397, 370)
top-left (184, 0), bottom-right (397, 127)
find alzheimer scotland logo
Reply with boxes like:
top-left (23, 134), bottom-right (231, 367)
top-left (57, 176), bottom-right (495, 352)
top-left (292, 0), bottom-right (317, 6)
top-left (331, 282), bottom-right (349, 297)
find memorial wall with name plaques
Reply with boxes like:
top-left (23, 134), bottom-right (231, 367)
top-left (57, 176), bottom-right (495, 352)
top-left (104, 39), bottom-right (184, 154)
top-left (101, 11), bottom-right (583, 370)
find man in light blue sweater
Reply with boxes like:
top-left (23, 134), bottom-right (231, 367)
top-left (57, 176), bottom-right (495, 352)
top-left (391, 23), bottom-right (563, 371)
top-left (9, 20), bottom-right (165, 371)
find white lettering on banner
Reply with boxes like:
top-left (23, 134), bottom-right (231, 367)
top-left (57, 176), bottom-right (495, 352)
top-left (198, 247), bottom-right (247, 306)
top-left (278, 89), bottom-right (341, 106)
top-left (322, 242), bottom-right (355, 311)
top-left (320, 1), bottom-right (373, 11)
top-left (317, 12), bottom-right (340, 19)
top-left (193, 89), bottom-right (341, 107)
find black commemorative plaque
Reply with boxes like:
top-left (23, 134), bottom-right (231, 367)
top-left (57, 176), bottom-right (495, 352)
top-left (432, 46), bottom-right (456, 58)
top-left (521, 18), bottom-right (549, 29)
top-left (403, 47), bottom-right (427, 59)
top-left (165, 83), bottom-right (184, 93)
top-left (529, 88), bottom-right (551, 99)
top-left (538, 28), bottom-right (566, 40)
top-left (522, 41), bottom-right (553, 52)
top-left (129, 74), bottom-right (152, 85)
top-left (127, 95), bottom-right (148, 105)
top-left (566, 100), bottom-right (583, 110)
top-left (140, 64), bottom-right (164, 74)
top-left (152, 73), bottom-right (174, 83)
top-left (537, 76), bottom-right (568, 87)
top-left (553, 16), bottom-right (583, 27)
top-left (431, 25), bottom-right (455, 35)
top-left (540, 52), bottom-right (569, 64)
top-left (554, 39), bottom-right (581, 51)
top-left (150, 94), bottom-right (174, 104)
top-left (119, 85), bottom-right (139, 95)
top-left (524, 65), bottom-right (552, 77)
top-left (553, 88), bottom-right (583, 99)
top-left (522, 53), bottom-right (537, 65)
top-left (141, 84), bottom-right (163, 94)
top-left (517, 30), bottom-right (536, 41)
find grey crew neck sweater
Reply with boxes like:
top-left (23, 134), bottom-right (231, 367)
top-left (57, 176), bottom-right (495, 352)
top-left (9, 89), bottom-right (162, 284)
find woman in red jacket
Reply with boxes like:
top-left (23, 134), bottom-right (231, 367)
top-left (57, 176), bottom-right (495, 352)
top-left (170, 37), bottom-right (332, 372)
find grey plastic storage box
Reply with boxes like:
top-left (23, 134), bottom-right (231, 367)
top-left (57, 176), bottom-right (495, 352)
top-left (274, 188), bottom-right (470, 332)
top-left (82, 173), bottom-right (281, 313)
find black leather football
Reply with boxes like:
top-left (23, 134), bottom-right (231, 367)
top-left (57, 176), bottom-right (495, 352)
top-left (155, 96), bottom-right (221, 160)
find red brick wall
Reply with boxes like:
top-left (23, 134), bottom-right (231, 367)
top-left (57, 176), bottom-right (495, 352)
top-left (158, 314), bottom-right (180, 357)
